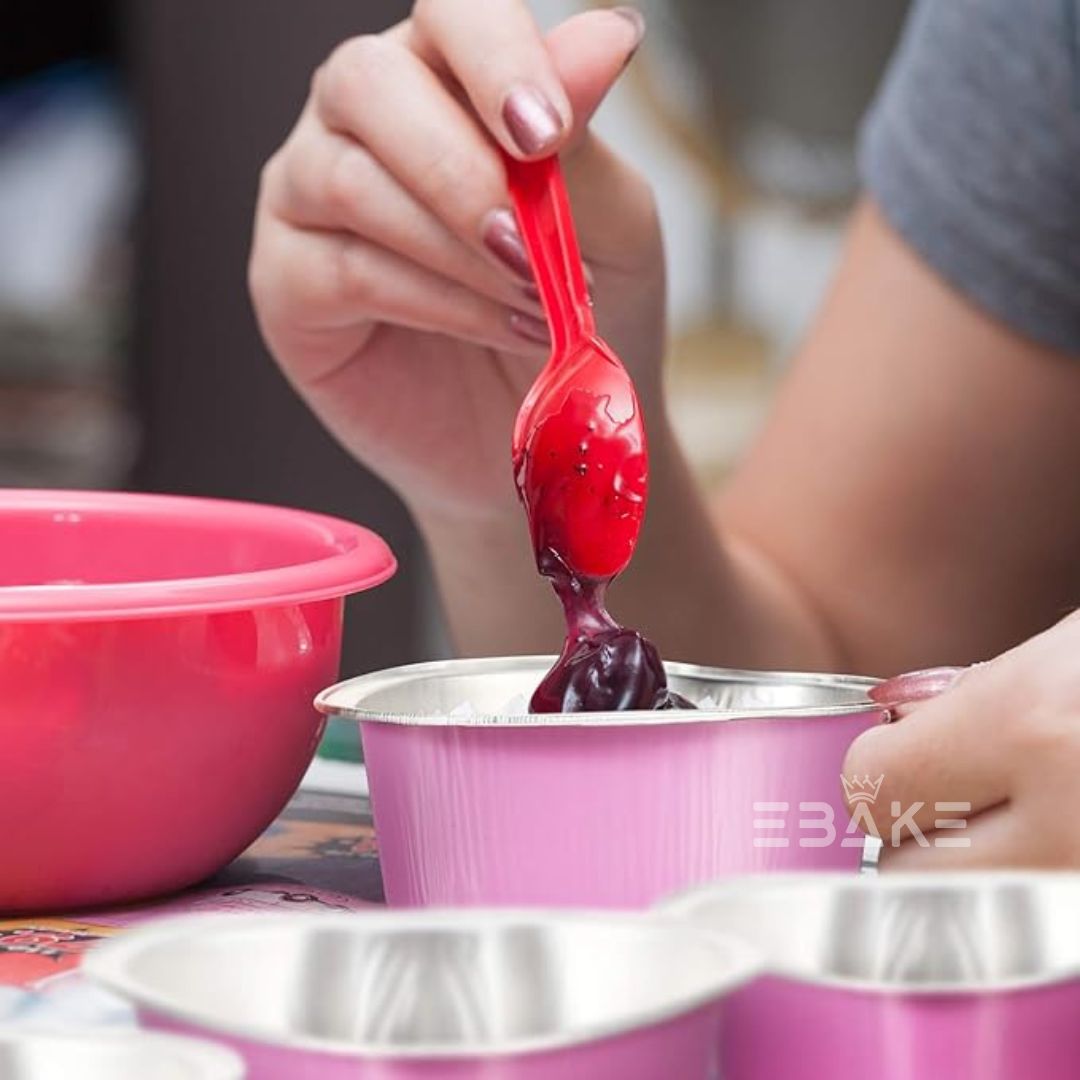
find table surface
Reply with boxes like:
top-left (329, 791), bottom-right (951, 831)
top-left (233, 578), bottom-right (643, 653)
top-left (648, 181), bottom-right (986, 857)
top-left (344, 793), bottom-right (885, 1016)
top-left (0, 781), bottom-right (381, 1025)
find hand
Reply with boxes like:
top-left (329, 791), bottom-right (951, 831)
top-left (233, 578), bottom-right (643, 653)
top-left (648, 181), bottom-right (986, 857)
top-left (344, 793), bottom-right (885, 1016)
top-left (249, 1), bottom-right (662, 524)
top-left (843, 610), bottom-right (1080, 869)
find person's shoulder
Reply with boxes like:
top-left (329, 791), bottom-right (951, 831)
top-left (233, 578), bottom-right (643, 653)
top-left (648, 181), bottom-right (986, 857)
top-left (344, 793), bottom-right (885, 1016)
top-left (859, 0), bottom-right (1080, 357)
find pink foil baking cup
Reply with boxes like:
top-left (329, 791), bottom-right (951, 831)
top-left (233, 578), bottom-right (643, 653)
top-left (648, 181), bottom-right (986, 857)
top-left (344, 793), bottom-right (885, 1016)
top-left (661, 871), bottom-right (1080, 1080)
top-left (317, 657), bottom-right (886, 908)
top-left (84, 909), bottom-right (761, 1080)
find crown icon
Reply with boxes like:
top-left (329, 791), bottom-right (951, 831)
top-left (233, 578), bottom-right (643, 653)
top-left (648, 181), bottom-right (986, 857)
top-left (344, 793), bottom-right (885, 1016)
top-left (841, 773), bottom-right (885, 804)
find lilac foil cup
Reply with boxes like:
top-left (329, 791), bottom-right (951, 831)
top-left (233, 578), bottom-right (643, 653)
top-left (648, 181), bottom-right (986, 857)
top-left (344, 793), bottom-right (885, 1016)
top-left (84, 910), bottom-right (759, 1080)
top-left (316, 657), bottom-right (885, 908)
top-left (662, 872), bottom-right (1080, 1080)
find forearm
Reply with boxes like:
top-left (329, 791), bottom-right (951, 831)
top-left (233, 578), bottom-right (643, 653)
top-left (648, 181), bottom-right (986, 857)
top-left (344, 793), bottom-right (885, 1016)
top-left (415, 499), bottom-right (565, 659)
top-left (607, 419), bottom-right (843, 670)
top-left (416, 415), bottom-right (843, 669)
top-left (718, 202), bottom-right (1080, 676)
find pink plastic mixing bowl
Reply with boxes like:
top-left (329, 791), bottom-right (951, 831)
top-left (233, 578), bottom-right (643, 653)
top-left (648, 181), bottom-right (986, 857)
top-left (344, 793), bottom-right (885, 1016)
top-left (0, 489), bottom-right (395, 912)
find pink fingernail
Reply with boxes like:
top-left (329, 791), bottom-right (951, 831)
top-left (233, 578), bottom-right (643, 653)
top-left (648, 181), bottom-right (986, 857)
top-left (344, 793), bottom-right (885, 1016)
top-left (502, 84), bottom-right (564, 156)
top-left (611, 6), bottom-right (647, 57)
top-left (509, 310), bottom-right (551, 344)
top-left (582, 261), bottom-right (596, 302)
top-left (482, 209), bottom-right (534, 281)
top-left (869, 666), bottom-right (966, 709)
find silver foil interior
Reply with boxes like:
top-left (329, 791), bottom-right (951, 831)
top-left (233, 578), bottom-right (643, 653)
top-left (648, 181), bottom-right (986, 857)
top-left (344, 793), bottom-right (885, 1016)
top-left (667, 874), bottom-right (1080, 991)
top-left (317, 657), bottom-right (878, 727)
top-left (88, 913), bottom-right (755, 1056)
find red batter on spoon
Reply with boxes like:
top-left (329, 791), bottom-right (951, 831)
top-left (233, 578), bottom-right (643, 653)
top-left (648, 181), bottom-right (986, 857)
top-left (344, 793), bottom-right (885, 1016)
top-left (506, 154), bottom-right (693, 714)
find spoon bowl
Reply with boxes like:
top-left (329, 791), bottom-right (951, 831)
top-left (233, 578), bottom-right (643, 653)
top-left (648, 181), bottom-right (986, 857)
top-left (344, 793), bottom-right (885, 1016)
top-left (506, 155), bottom-right (647, 583)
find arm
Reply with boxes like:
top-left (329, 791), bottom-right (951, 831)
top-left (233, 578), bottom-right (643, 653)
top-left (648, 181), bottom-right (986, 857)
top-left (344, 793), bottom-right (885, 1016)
top-left (251, 0), bottom-right (1080, 675)
top-left (430, 200), bottom-right (1080, 675)
top-left (720, 199), bottom-right (1080, 674)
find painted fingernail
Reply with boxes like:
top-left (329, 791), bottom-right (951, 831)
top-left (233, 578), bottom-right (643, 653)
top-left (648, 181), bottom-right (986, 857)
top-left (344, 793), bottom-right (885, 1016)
top-left (582, 261), bottom-right (597, 301)
top-left (509, 310), bottom-right (551, 344)
top-left (482, 208), bottom-right (533, 281)
top-left (612, 5), bottom-right (647, 55)
top-left (521, 282), bottom-right (541, 303)
top-left (502, 84), bottom-right (565, 156)
top-left (870, 667), bottom-right (966, 709)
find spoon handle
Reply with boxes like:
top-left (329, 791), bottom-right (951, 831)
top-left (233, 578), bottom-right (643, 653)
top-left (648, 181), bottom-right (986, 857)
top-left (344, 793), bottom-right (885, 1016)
top-left (504, 153), bottom-right (595, 353)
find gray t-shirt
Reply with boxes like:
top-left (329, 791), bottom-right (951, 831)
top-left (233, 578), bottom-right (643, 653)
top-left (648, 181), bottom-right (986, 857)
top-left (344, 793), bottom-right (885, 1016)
top-left (860, 0), bottom-right (1080, 355)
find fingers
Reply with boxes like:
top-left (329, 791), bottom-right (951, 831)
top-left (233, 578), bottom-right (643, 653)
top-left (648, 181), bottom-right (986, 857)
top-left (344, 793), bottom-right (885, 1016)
top-left (255, 5), bottom-right (656, 373)
top-left (542, 10), bottom-right (658, 274)
top-left (409, 0), bottom-right (572, 157)
top-left (880, 794), bottom-right (1080, 871)
top-left (870, 666), bottom-right (967, 718)
top-left (544, 8), bottom-right (646, 148)
top-left (251, 219), bottom-right (549, 382)
top-left (266, 116), bottom-right (538, 311)
top-left (880, 804), bottom-right (1021, 871)
top-left (855, 614), bottom-right (1080, 871)
top-left (299, 11), bottom-right (648, 292)
top-left (406, 5), bottom-right (652, 270)
top-left (848, 611), bottom-right (1080, 846)
top-left (314, 36), bottom-right (518, 262)
top-left (881, 750), bottom-right (1080, 870)
top-left (402, 4), bottom-right (643, 158)
top-left (843, 661), bottom-right (1014, 840)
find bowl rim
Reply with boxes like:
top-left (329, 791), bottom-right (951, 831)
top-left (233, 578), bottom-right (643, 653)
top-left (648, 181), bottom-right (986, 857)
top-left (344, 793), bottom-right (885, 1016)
top-left (0, 489), bottom-right (396, 621)
top-left (83, 909), bottom-right (761, 1060)
top-left (660, 871), bottom-right (1080, 996)
top-left (316, 655), bottom-right (882, 727)
top-left (0, 1029), bottom-right (245, 1078)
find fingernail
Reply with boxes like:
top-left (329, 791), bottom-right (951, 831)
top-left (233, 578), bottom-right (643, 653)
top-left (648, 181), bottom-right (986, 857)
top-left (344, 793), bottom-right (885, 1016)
top-left (870, 667), bottom-right (966, 710)
top-left (502, 84), bottom-right (565, 156)
top-left (582, 261), bottom-right (596, 301)
top-left (612, 6), bottom-right (647, 54)
top-left (521, 282), bottom-right (541, 303)
top-left (509, 310), bottom-right (551, 344)
top-left (482, 208), bottom-right (533, 281)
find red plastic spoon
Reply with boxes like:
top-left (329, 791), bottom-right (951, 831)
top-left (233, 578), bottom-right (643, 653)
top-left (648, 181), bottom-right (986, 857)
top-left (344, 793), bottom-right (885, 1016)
top-left (506, 154), bottom-right (690, 714)
top-left (506, 153), bottom-right (647, 589)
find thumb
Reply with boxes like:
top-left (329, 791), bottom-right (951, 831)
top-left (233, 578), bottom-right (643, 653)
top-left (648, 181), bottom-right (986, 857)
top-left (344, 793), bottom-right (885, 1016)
top-left (544, 7), bottom-right (645, 145)
top-left (545, 9), bottom-right (657, 273)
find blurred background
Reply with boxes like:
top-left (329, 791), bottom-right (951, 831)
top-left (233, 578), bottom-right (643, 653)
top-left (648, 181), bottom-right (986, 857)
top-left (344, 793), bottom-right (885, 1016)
top-left (1, 0), bottom-right (908, 753)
